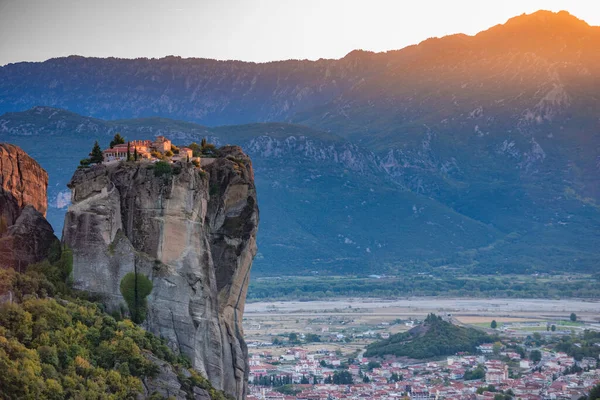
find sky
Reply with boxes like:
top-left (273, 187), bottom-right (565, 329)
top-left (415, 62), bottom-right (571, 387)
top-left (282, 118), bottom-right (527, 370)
top-left (0, 0), bottom-right (599, 66)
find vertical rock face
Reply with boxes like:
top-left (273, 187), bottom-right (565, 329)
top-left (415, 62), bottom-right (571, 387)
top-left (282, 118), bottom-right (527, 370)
top-left (0, 143), bottom-right (57, 269)
top-left (0, 144), bottom-right (48, 217)
top-left (62, 146), bottom-right (259, 399)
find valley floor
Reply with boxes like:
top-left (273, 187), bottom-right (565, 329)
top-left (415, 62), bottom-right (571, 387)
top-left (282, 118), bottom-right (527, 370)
top-left (243, 297), bottom-right (600, 399)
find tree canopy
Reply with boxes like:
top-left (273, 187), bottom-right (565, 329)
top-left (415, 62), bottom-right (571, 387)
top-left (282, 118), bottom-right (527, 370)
top-left (109, 133), bottom-right (125, 148)
top-left (0, 249), bottom-right (230, 399)
top-left (89, 141), bottom-right (104, 164)
top-left (365, 313), bottom-right (494, 359)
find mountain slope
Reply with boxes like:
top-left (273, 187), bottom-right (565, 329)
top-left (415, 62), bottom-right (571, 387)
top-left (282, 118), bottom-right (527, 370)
top-left (1, 11), bottom-right (600, 275)
top-left (0, 107), bottom-right (506, 276)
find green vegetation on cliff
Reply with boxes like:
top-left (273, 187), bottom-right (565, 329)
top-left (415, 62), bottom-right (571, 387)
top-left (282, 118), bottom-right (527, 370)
top-left (365, 313), bottom-right (494, 359)
top-left (0, 253), bottom-right (230, 400)
top-left (120, 272), bottom-right (153, 324)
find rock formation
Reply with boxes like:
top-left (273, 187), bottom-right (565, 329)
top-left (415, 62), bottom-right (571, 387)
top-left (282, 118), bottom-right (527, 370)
top-left (0, 143), bottom-right (58, 269)
top-left (62, 147), bottom-right (259, 399)
top-left (0, 144), bottom-right (48, 217)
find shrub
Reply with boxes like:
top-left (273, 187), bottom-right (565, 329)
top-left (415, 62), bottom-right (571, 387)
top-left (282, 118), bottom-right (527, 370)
top-left (119, 273), bottom-right (153, 324)
top-left (150, 150), bottom-right (164, 160)
top-left (153, 161), bottom-right (172, 177)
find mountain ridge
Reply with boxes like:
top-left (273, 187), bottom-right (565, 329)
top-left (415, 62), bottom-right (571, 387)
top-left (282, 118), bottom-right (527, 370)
top-left (1, 10), bottom-right (599, 276)
top-left (1, 106), bottom-right (598, 276)
top-left (2, 10), bottom-right (597, 128)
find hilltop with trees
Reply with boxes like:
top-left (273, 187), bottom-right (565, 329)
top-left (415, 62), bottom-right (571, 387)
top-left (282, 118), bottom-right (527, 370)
top-left (365, 313), bottom-right (495, 359)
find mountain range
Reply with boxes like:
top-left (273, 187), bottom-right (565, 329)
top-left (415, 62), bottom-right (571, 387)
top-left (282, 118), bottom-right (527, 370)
top-left (1, 10), bottom-right (599, 276)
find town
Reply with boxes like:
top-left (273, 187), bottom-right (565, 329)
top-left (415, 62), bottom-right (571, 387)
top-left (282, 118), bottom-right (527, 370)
top-left (246, 330), bottom-right (600, 400)
top-left (243, 300), bottom-right (600, 400)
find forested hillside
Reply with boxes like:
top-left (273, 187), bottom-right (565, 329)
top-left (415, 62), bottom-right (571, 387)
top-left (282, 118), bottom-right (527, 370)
top-left (365, 314), bottom-right (494, 359)
top-left (0, 247), bottom-right (230, 400)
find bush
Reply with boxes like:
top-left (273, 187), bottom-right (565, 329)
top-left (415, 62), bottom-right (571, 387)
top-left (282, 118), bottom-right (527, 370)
top-left (153, 161), bottom-right (172, 177)
top-left (119, 273), bottom-right (153, 324)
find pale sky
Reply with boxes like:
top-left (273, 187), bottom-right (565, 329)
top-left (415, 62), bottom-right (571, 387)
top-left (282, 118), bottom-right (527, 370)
top-left (0, 0), bottom-right (599, 66)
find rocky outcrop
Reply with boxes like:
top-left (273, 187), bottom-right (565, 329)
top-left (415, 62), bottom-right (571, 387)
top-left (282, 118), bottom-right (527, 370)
top-left (0, 143), bottom-right (58, 269)
top-left (0, 205), bottom-right (58, 269)
top-left (62, 147), bottom-right (259, 399)
top-left (0, 143), bottom-right (48, 217)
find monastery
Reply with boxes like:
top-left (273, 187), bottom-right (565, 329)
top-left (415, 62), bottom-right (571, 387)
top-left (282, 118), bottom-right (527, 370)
top-left (103, 136), bottom-right (193, 162)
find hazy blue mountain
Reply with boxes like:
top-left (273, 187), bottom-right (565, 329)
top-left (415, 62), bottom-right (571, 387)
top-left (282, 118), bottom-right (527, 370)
top-left (0, 107), bottom-right (503, 276)
top-left (1, 10), bottom-right (599, 275)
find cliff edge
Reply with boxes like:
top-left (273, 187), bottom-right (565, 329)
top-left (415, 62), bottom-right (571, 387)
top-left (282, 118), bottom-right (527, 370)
top-left (0, 143), bottom-right (58, 269)
top-left (62, 146), bottom-right (259, 399)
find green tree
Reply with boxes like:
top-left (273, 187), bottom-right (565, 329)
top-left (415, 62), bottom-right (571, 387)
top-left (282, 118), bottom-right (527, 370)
top-left (305, 333), bottom-right (321, 343)
top-left (367, 361), bottom-right (381, 371)
top-left (363, 375), bottom-right (370, 383)
top-left (133, 148), bottom-right (138, 161)
top-left (119, 273), bottom-right (153, 324)
top-left (288, 332), bottom-right (298, 343)
top-left (464, 365), bottom-right (485, 380)
top-left (332, 370), bottom-right (353, 384)
top-left (89, 141), bottom-right (104, 164)
top-left (188, 142), bottom-right (201, 157)
top-left (0, 302), bottom-right (33, 343)
top-left (493, 342), bottom-right (502, 355)
top-left (587, 383), bottom-right (600, 400)
top-left (110, 133), bottom-right (125, 148)
top-left (491, 320), bottom-right (498, 329)
top-left (570, 313), bottom-right (577, 322)
top-left (551, 325), bottom-right (556, 332)
top-left (530, 350), bottom-right (542, 363)
top-left (126, 142), bottom-right (132, 161)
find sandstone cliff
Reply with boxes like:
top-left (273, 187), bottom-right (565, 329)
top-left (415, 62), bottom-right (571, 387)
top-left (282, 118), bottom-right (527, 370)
top-left (0, 143), bottom-right (58, 269)
top-left (62, 147), bottom-right (259, 399)
top-left (0, 143), bottom-right (48, 217)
